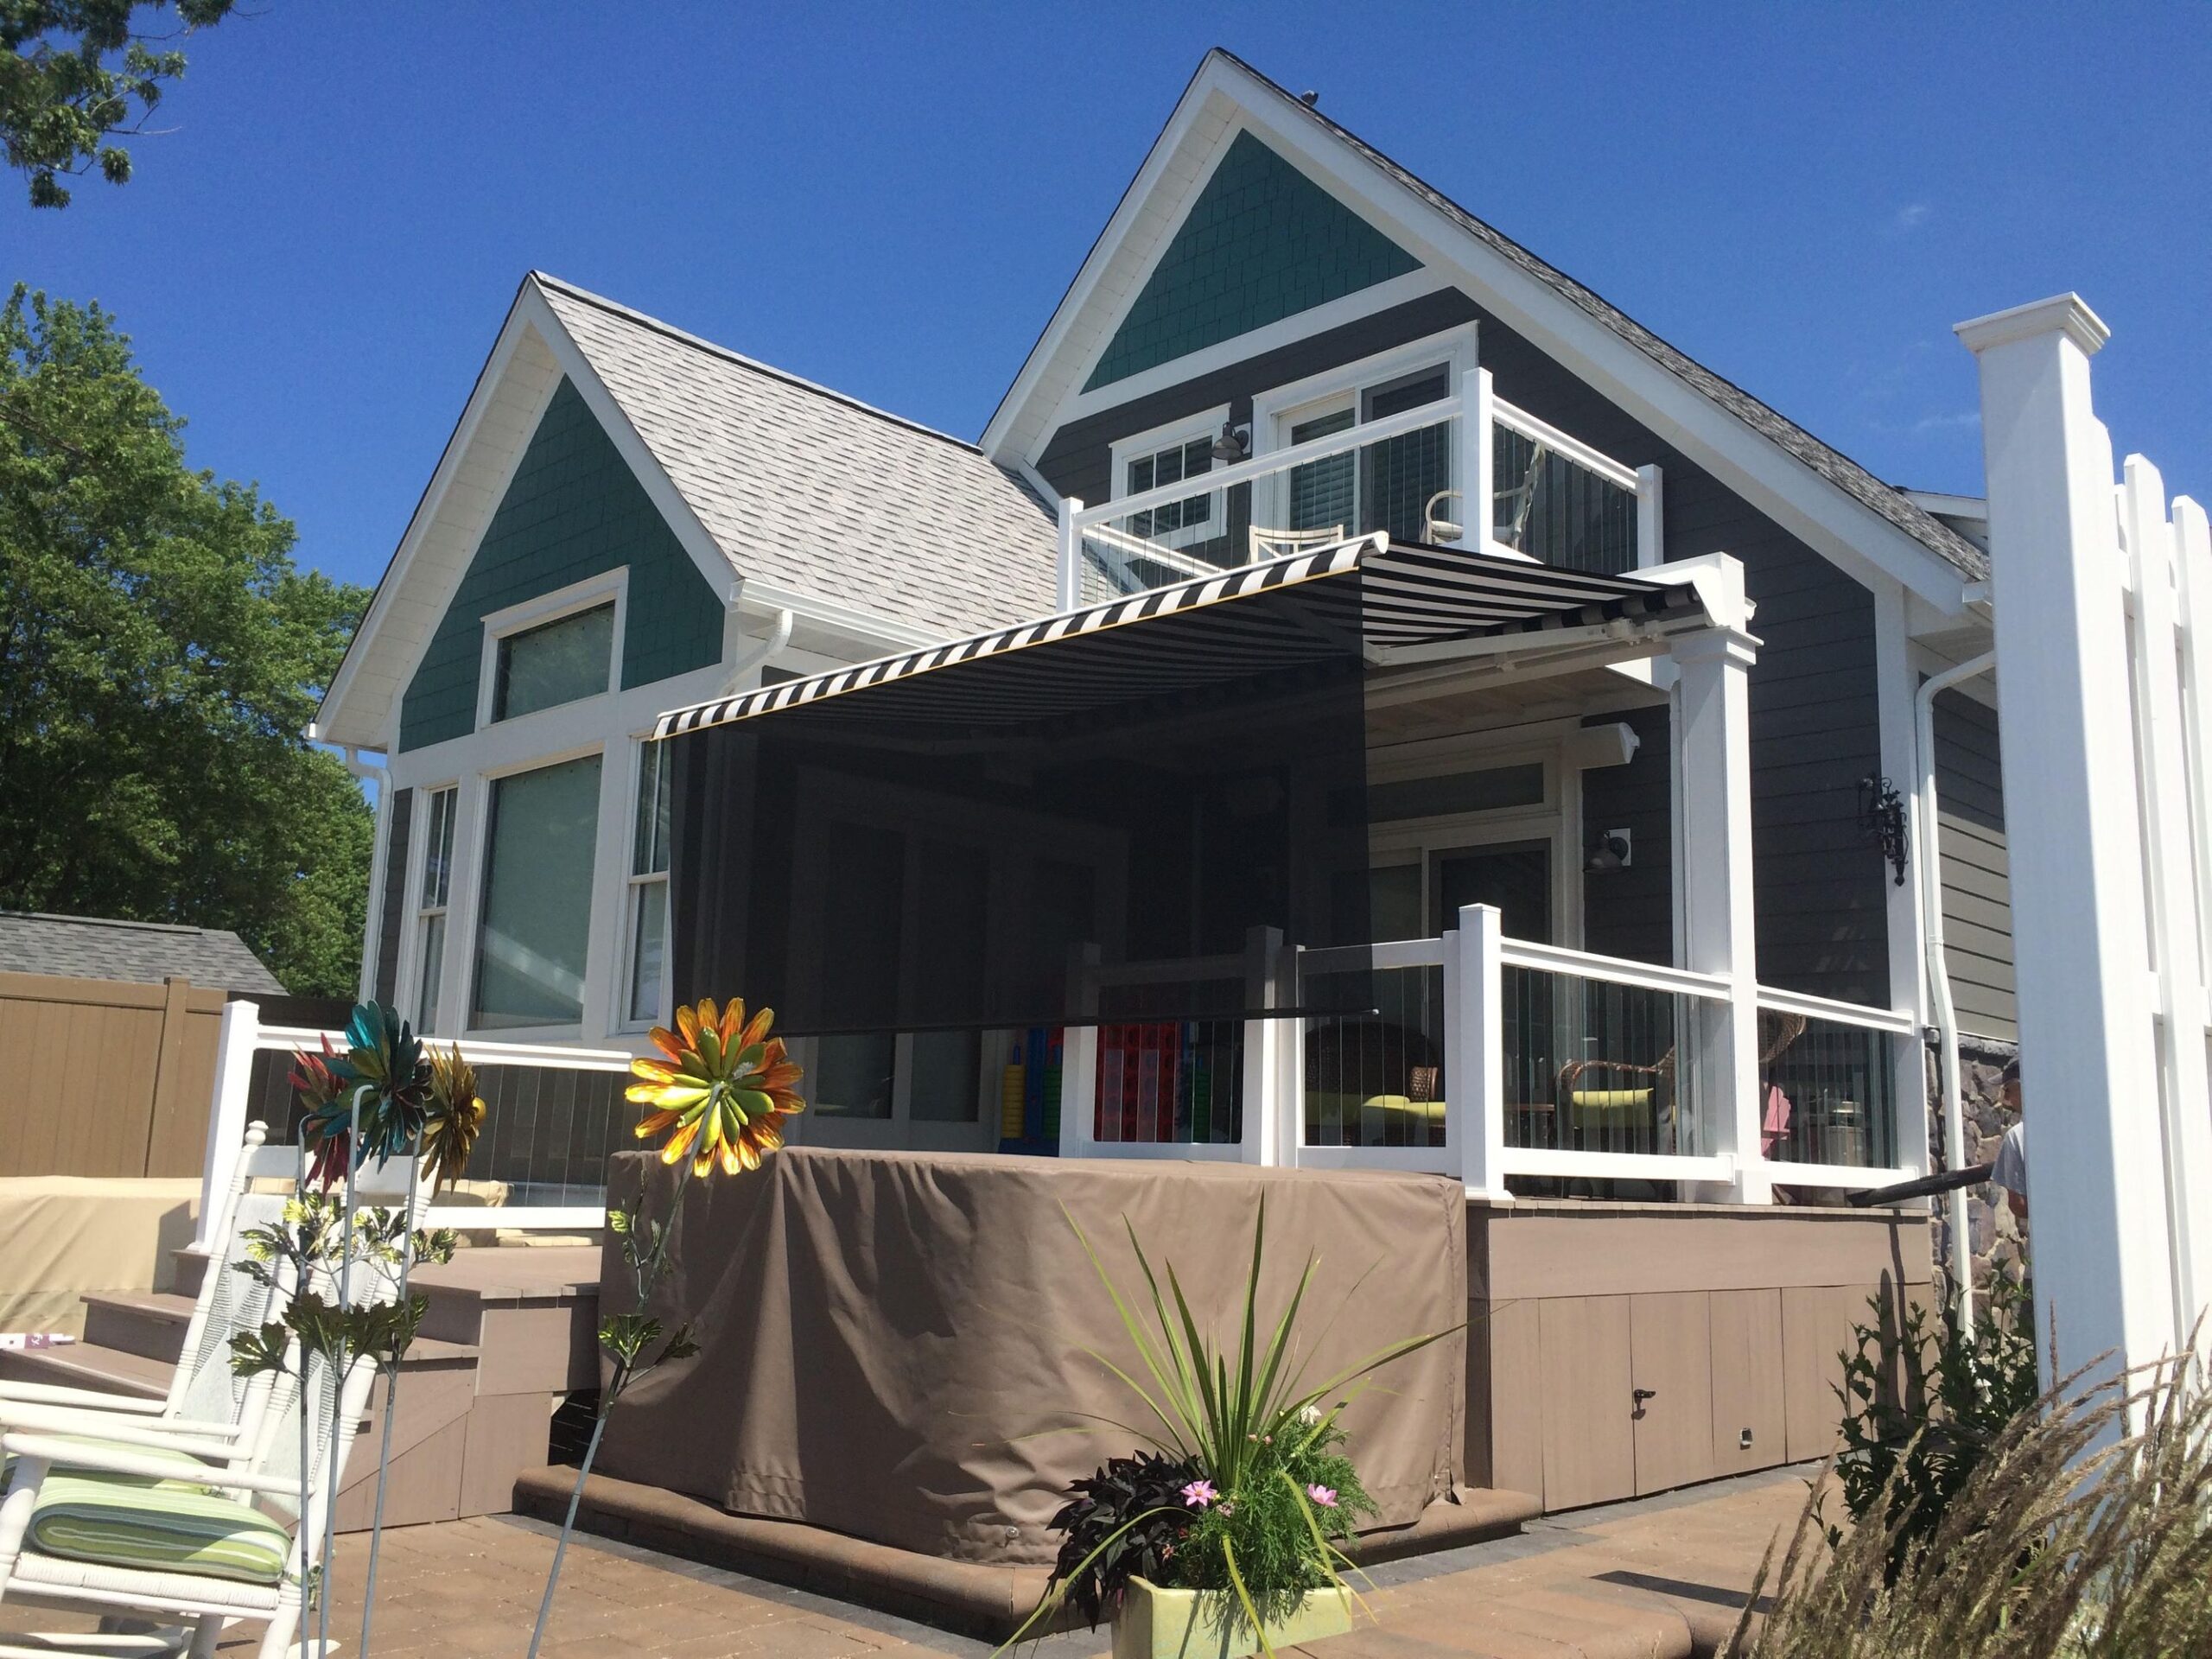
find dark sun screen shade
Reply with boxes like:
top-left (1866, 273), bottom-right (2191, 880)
top-left (663, 570), bottom-right (1376, 1034)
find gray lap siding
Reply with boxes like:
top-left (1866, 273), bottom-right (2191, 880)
top-left (1035, 294), bottom-right (1895, 1004)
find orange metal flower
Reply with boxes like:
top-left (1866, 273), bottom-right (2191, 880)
top-left (627, 996), bottom-right (804, 1177)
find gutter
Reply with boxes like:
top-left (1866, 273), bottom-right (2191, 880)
top-left (1914, 650), bottom-right (1998, 1327)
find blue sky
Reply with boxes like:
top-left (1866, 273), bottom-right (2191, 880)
top-left (9, 2), bottom-right (2209, 593)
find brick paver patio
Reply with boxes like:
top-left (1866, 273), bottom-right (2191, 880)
top-left (0, 1467), bottom-right (1811, 1658)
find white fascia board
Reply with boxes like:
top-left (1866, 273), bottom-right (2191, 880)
top-left (980, 77), bottom-right (1240, 463)
top-left (735, 576), bottom-right (947, 652)
top-left (514, 282), bottom-right (744, 606)
top-left (317, 298), bottom-right (563, 750)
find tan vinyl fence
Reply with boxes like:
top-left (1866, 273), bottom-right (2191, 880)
top-left (0, 972), bottom-right (228, 1178)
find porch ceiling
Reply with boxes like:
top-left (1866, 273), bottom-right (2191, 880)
top-left (652, 536), bottom-right (1713, 741)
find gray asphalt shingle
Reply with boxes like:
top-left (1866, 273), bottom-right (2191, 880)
top-left (535, 276), bottom-right (1062, 638)
top-left (0, 912), bottom-right (283, 995)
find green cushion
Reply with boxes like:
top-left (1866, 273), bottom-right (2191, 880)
top-left (29, 1468), bottom-right (292, 1585)
top-left (3, 1430), bottom-right (213, 1486)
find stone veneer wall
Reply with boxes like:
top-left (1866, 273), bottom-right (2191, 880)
top-left (1925, 1033), bottom-right (2024, 1309)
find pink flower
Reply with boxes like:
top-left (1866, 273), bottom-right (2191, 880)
top-left (1181, 1479), bottom-right (1218, 1509)
top-left (1306, 1484), bottom-right (1338, 1508)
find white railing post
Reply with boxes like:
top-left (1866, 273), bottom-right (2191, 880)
top-left (2120, 456), bottom-right (2212, 1325)
top-left (1959, 294), bottom-right (2173, 1386)
top-left (193, 998), bottom-right (263, 1253)
top-left (1240, 925), bottom-right (1287, 1166)
top-left (1056, 496), bottom-right (1084, 611)
top-left (1446, 904), bottom-right (1507, 1199)
top-left (1669, 563), bottom-right (1764, 1202)
top-left (1471, 368), bottom-right (1496, 554)
top-left (1059, 943), bottom-right (1101, 1159)
top-left (1635, 463), bottom-right (1665, 569)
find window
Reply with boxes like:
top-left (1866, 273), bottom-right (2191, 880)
top-left (1279, 361), bottom-right (1454, 543)
top-left (413, 786), bottom-right (458, 1035)
top-left (471, 755), bottom-right (602, 1029)
top-left (493, 602), bottom-right (613, 722)
top-left (1123, 435), bottom-right (1217, 550)
top-left (623, 741), bottom-right (673, 1028)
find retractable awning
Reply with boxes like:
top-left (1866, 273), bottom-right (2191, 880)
top-left (653, 535), bottom-right (1713, 740)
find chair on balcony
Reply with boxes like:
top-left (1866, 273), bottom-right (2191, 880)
top-left (1249, 524), bottom-right (1345, 563)
top-left (1303, 1017), bottom-right (1443, 1147)
top-left (1553, 1009), bottom-right (1810, 1159)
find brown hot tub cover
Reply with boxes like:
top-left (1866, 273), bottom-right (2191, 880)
top-left (595, 1147), bottom-right (1466, 1566)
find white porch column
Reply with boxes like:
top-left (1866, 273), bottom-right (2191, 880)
top-left (192, 998), bottom-right (262, 1253)
top-left (1058, 943), bottom-right (1101, 1159)
top-left (1957, 294), bottom-right (2173, 1383)
top-left (1240, 925), bottom-right (1288, 1166)
top-left (1446, 903), bottom-right (1508, 1200)
top-left (1669, 558), bottom-right (1763, 1201)
top-left (1056, 497), bottom-right (1084, 611)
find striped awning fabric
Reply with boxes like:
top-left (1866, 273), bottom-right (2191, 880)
top-left (652, 536), bottom-right (1708, 741)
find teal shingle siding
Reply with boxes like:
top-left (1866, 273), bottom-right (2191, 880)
top-left (1084, 131), bottom-right (1421, 392)
top-left (397, 378), bottom-right (724, 752)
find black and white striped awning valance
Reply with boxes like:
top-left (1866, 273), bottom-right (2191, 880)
top-left (652, 536), bottom-right (1708, 741)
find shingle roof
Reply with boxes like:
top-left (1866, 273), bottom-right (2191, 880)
top-left (0, 912), bottom-right (284, 995)
top-left (1206, 51), bottom-right (1988, 582)
top-left (534, 276), bottom-right (1062, 637)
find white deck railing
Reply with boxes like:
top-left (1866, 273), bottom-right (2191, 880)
top-left (1056, 367), bottom-right (1662, 609)
top-left (196, 1001), bottom-right (634, 1238)
top-left (1052, 909), bottom-right (1922, 1205)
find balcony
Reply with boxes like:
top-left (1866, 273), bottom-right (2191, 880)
top-left (1056, 913), bottom-right (1922, 1203)
top-left (1058, 366), bottom-right (1660, 608)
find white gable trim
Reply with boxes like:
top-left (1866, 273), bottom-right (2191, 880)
top-left (984, 54), bottom-right (1975, 614)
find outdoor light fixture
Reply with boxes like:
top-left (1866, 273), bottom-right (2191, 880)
top-left (1422, 489), bottom-right (1465, 543)
top-left (1211, 421), bottom-right (1251, 462)
top-left (1859, 773), bottom-right (1909, 887)
top-left (1586, 829), bottom-right (1632, 873)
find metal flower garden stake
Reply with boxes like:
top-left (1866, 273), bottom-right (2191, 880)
top-left (525, 996), bottom-right (804, 1659)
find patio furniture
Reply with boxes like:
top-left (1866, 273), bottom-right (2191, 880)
top-left (1553, 1010), bottom-right (1810, 1155)
top-left (0, 1337), bottom-right (380, 1659)
top-left (0, 1125), bottom-right (300, 1455)
top-left (1248, 524), bottom-right (1344, 562)
top-left (1303, 1017), bottom-right (1445, 1146)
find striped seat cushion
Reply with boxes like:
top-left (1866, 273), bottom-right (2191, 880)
top-left (28, 1470), bottom-right (292, 1586)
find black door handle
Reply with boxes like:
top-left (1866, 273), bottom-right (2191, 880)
top-left (1632, 1388), bottom-right (1657, 1402)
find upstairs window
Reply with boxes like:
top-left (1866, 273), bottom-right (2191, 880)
top-left (1282, 365), bottom-right (1451, 544)
top-left (493, 602), bottom-right (614, 721)
top-left (1123, 435), bottom-right (1217, 550)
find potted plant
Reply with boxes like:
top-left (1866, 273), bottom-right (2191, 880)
top-left (1006, 1199), bottom-right (1451, 1659)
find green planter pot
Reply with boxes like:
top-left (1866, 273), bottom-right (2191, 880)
top-left (1111, 1576), bottom-right (1354, 1659)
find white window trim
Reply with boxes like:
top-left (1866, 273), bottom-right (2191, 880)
top-left (475, 569), bottom-right (631, 731)
top-left (458, 739), bottom-right (610, 1043)
top-left (617, 734), bottom-right (672, 1034)
top-left (1251, 325), bottom-right (1478, 539)
top-left (1107, 404), bottom-right (1232, 553)
top-left (404, 782), bottom-right (461, 1037)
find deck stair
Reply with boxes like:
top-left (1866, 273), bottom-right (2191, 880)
top-left (0, 1242), bottom-right (600, 1531)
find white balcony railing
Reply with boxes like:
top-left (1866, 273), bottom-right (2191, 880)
top-left (1052, 910), bottom-right (1923, 1205)
top-left (1057, 366), bottom-right (1662, 608)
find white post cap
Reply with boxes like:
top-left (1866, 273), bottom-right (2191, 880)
top-left (1955, 293), bottom-right (2111, 358)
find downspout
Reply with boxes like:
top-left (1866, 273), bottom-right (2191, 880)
top-left (1915, 651), bottom-right (1998, 1327)
top-left (721, 606), bottom-right (794, 696)
top-left (311, 728), bottom-right (392, 1004)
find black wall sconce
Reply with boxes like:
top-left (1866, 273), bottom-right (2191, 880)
top-left (1586, 828), bottom-right (1632, 874)
top-left (1859, 774), bottom-right (1909, 887)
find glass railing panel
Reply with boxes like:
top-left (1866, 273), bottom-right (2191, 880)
top-left (1502, 965), bottom-right (1703, 1157)
top-left (1492, 423), bottom-right (1638, 575)
top-left (1758, 1011), bottom-right (1898, 1169)
top-left (1092, 1020), bottom-right (1244, 1145)
top-left (1302, 964), bottom-right (1446, 1149)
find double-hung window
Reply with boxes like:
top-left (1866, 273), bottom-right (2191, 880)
top-left (1122, 435), bottom-right (1218, 551)
top-left (624, 741), bottom-right (673, 1028)
top-left (413, 786), bottom-right (458, 1036)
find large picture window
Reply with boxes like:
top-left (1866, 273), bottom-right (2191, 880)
top-left (493, 602), bottom-right (613, 721)
top-left (471, 754), bottom-right (602, 1029)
